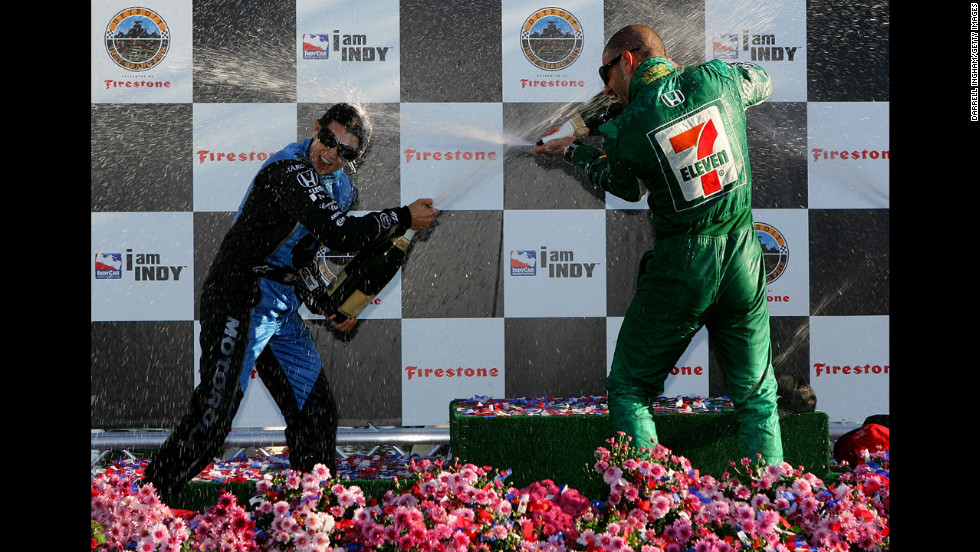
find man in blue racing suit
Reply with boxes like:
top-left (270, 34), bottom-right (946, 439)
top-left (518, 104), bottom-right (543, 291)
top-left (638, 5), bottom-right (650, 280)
top-left (143, 103), bottom-right (438, 502)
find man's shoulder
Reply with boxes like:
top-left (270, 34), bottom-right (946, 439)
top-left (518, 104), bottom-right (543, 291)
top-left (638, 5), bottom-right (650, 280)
top-left (695, 58), bottom-right (769, 78)
top-left (254, 149), bottom-right (318, 192)
top-left (685, 58), bottom-right (734, 76)
top-left (259, 156), bottom-right (314, 180)
top-left (261, 142), bottom-right (313, 173)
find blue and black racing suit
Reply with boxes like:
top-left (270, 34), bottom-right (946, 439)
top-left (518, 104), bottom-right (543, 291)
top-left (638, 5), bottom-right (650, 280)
top-left (143, 139), bottom-right (412, 499)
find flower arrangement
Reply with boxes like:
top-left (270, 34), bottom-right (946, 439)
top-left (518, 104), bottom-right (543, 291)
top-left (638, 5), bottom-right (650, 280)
top-left (91, 472), bottom-right (191, 551)
top-left (191, 490), bottom-right (259, 551)
top-left (344, 458), bottom-right (522, 551)
top-left (91, 434), bottom-right (889, 551)
top-left (250, 462), bottom-right (359, 551)
top-left (585, 433), bottom-right (889, 551)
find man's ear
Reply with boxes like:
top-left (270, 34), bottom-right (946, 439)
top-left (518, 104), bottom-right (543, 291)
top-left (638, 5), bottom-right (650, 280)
top-left (624, 49), bottom-right (642, 72)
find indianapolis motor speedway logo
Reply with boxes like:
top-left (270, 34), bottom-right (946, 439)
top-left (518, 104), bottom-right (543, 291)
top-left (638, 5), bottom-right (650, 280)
top-left (754, 222), bottom-right (789, 284)
top-left (104, 7), bottom-right (170, 71)
top-left (520, 8), bottom-right (584, 71)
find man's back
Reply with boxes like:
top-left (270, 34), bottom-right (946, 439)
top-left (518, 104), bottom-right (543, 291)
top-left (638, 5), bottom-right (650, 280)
top-left (591, 57), bottom-right (772, 238)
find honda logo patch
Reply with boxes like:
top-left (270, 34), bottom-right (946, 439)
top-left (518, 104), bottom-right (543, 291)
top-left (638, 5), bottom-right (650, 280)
top-left (661, 89), bottom-right (685, 107)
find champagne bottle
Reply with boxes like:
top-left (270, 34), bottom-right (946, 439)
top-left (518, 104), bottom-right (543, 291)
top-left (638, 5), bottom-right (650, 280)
top-left (295, 229), bottom-right (417, 322)
top-left (536, 92), bottom-right (626, 145)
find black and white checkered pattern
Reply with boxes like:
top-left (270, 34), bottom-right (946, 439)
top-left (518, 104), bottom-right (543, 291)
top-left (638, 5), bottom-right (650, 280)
top-left (90, 0), bottom-right (889, 430)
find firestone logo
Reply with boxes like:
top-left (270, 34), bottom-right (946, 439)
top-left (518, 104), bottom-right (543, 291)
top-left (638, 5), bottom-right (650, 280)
top-left (104, 7), bottom-right (170, 72)
top-left (520, 8), bottom-right (584, 71)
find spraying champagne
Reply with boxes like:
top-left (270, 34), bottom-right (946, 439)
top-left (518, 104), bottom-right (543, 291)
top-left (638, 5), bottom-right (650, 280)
top-left (294, 229), bottom-right (418, 323)
top-left (536, 92), bottom-right (625, 145)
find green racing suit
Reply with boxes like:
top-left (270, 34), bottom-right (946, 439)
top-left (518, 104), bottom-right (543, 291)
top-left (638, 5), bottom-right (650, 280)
top-left (568, 57), bottom-right (783, 464)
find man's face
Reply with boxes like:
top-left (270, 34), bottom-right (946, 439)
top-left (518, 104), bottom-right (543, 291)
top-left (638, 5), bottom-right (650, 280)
top-left (309, 120), bottom-right (361, 175)
top-left (601, 50), bottom-right (632, 105)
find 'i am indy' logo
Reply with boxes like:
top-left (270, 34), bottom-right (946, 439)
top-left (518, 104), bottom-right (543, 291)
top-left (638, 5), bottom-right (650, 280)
top-left (651, 104), bottom-right (741, 212)
top-left (520, 8), bottom-right (584, 71)
top-left (94, 249), bottom-right (186, 281)
top-left (510, 246), bottom-right (597, 278)
top-left (104, 8), bottom-right (170, 71)
top-left (711, 30), bottom-right (801, 63)
top-left (304, 29), bottom-right (392, 62)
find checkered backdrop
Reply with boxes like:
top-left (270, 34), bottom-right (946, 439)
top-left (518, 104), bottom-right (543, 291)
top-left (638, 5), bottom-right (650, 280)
top-left (90, 0), bottom-right (889, 430)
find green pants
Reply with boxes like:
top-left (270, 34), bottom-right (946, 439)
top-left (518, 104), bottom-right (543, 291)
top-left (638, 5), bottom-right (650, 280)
top-left (606, 225), bottom-right (783, 465)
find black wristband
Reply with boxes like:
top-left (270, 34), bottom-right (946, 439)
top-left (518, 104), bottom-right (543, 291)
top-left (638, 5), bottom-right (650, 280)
top-left (563, 139), bottom-right (582, 163)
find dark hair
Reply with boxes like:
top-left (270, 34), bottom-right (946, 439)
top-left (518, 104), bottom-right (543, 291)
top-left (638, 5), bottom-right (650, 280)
top-left (318, 103), bottom-right (372, 156)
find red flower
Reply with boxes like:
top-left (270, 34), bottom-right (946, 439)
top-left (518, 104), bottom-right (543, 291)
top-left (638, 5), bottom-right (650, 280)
top-left (171, 509), bottom-right (199, 521)
top-left (477, 508), bottom-right (494, 523)
top-left (522, 520), bottom-right (535, 540)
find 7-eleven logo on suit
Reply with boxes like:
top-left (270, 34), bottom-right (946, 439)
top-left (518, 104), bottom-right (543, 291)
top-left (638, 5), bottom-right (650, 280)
top-left (650, 103), bottom-right (742, 212)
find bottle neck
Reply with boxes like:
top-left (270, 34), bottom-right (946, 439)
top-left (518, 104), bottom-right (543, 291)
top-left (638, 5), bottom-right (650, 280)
top-left (393, 228), bottom-right (416, 251)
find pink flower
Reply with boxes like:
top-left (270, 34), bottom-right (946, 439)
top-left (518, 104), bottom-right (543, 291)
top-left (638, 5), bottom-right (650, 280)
top-left (650, 494), bottom-right (672, 519)
top-left (148, 522), bottom-right (169, 543)
top-left (604, 466), bottom-right (624, 485)
top-left (311, 463), bottom-right (331, 481)
top-left (734, 504), bottom-right (754, 524)
top-left (756, 510), bottom-right (779, 534)
top-left (791, 477), bottom-right (812, 495)
top-left (273, 500), bottom-right (291, 516)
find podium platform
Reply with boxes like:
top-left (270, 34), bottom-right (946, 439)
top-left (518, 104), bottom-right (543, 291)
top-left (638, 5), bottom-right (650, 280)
top-left (145, 396), bottom-right (830, 510)
top-left (449, 396), bottom-right (830, 499)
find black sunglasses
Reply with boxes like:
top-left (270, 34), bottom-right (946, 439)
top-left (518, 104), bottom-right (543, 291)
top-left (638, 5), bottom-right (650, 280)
top-left (599, 47), bottom-right (640, 85)
top-left (317, 126), bottom-right (359, 161)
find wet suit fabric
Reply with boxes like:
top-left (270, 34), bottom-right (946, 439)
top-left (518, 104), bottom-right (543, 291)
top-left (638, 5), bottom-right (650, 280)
top-left (144, 139), bottom-right (412, 500)
top-left (568, 57), bottom-right (783, 464)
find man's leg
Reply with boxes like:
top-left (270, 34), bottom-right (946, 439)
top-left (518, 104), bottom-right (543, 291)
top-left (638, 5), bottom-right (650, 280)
top-left (143, 308), bottom-right (251, 503)
top-left (709, 227), bottom-right (783, 465)
top-left (606, 244), bottom-right (709, 451)
top-left (259, 315), bottom-right (338, 474)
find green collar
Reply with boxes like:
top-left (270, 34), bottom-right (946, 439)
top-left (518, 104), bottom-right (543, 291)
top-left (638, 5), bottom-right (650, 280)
top-left (629, 57), bottom-right (678, 101)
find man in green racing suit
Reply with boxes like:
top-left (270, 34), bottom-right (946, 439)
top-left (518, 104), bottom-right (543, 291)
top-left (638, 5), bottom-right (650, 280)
top-left (535, 24), bottom-right (783, 464)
